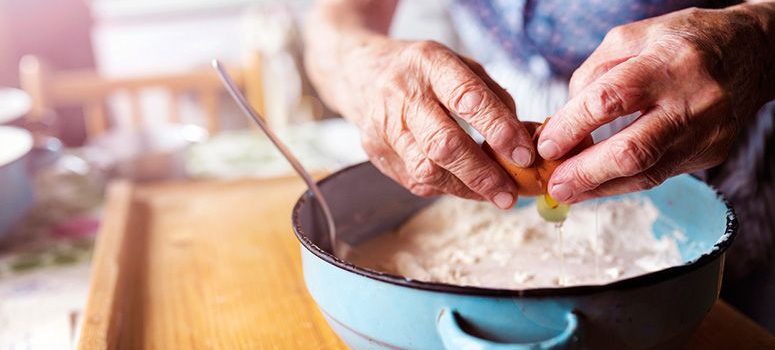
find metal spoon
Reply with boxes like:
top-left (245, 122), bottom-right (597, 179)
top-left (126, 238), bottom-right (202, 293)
top-left (212, 59), bottom-right (338, 255)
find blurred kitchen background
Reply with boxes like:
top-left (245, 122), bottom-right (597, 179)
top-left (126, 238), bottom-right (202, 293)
top-left (0, 0), bottom-right (460, 348)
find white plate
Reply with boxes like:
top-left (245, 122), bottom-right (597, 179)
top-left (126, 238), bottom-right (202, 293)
top-left (0, 88), bottom-right (31, 125)
top-left (0, 126), bottom-right (33, 167)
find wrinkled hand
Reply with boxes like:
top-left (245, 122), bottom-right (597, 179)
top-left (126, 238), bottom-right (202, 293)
top-left (332, 39), bottom-right (535, 208)
top-left (538, 7), bottom-right (775, 203)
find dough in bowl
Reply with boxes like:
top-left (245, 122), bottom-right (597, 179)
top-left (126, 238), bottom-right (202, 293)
top-left (346, 196), bottom-right (683, 289)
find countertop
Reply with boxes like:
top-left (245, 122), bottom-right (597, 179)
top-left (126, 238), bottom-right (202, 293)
top-left (78, 176), bottom-right (775, 349)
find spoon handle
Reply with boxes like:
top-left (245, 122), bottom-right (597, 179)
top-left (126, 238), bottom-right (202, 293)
top-left (212, 59), bottom-right (338, 254)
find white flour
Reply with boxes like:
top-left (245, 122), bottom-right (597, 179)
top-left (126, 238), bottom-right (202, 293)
top-left (347, 196), bottom-right (683, 289)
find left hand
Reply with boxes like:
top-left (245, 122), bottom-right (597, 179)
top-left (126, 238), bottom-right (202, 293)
top-left (537, 5), bottom-right (775, 203)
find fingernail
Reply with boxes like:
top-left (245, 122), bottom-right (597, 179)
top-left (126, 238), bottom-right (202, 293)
top-left (550, 183), bottom-right (573, 202)
top-left (538, 139), bottom-right (561, 160)
top-left (493, 192), bottom-right (514, 209)
top-left (511, 146), bottom-right (533, 167)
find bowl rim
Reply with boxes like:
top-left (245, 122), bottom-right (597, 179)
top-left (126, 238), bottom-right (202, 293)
top-left (291, 162), bottom-right (738, 297)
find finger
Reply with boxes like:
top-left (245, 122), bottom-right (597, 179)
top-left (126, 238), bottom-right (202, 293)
top-left (568, 172), bottom-right (670, 203)
top-left (388, 129), bottom-right (481, 200)
top-left (569, 55), bottom-right (635, 98)
top-left (538, 55), bottom-right (660, 160)
top-left (418, 43), bottom-right (534, 167)
top-left (458, 55), bottom-right (517, 113)
top-left (568, 24), bottom-right (647, 98)
top-left (546, 105), bottom-right (685, 202)
top-left (567, 147), bottom-right (691, 203)
top-left (567, 116), bottom-right (732, 203)
top-left (406, 97), bottom-right (518, 209)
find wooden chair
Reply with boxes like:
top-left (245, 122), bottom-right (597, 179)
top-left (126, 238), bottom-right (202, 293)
top-left (18, 53), bottom-right (264, 137)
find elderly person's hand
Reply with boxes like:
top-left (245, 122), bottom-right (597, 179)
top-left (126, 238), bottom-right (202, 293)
top-left (305, 1), bottom-right (536, 209)
top-left (539, 4), bottom-right (775, 203)
top-left (335, 40), bottom-right (536, 207)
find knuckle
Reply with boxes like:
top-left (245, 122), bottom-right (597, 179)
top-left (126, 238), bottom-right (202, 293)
top-left (683, 7), bottom-right (704, 18)
top-left (675, 44), bottom-right (705, 67)
top-left (380, 73), bottom-right (403, 93)
top-left (411, 159), bottom-right (445, 185)
top-left (378, 73), bottom-right (417, 101)
top-left (587, 83), bottom-right (627, 118)
top-left (406, 40), bottom-right (445, 60)
top-left (448, 80), bottom-right (489, 117)
top-left (702, 81), bottom-right (726, 104)
top-left (605, 25), bottom-right (630, 42)
top-left (660, 107), bottom-right (688, 130)
top-left (465, 170), bottom-right (500, 194)
top-left (391, 130), bottom-right (414, 151)
top-left (638, 171), bottom-right (667, 191)
top-left (609, 138), bottom-right (659, 176)
top-left (569, 164), bottom-right (598, 190)
top-left (551, 117), bottom-right (587, 148)
top-left (709, 84), bottom-right (726, 103)
top-left (423, 128), bottom-right (468, 166)
top-left (478, 117), bottom-right (512, 147)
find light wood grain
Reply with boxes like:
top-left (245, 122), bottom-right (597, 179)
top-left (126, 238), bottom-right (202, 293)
top-left (79, 177), bottom-right (345, 350)
top-left (79, 178), bottom-right (774, 350)
top-left (684, 301), bottom-right (775, 349)
top-left (78, 182), bottom-right (135, 349)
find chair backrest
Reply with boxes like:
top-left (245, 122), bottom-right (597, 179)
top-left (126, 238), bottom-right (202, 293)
top-left (18, 54), bottom-right (264, 137)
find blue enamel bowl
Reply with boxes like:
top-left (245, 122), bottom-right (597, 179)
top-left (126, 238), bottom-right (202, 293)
top-left (0, 126), bottom-right (34, 238)
top-left (292, 162), bottom-right (737, 350)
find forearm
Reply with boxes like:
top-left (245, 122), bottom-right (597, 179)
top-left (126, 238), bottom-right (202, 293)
top-left (303, 0), bottom-right (398, 113)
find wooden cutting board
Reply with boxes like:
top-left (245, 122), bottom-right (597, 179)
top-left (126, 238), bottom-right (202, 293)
top-left (78, 177), bottom-right (774, 350)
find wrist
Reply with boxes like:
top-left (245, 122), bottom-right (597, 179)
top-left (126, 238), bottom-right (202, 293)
top-left (304, 13), bottom-right (389, 110)
top-left (729, 2), bottom-right (775, 100)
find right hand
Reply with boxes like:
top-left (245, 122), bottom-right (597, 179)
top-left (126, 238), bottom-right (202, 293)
top-left (321, 39), bottom-right (535, 209)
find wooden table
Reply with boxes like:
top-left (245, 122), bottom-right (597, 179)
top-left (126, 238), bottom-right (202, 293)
top-left (78, 177), bottom-right (774, 350)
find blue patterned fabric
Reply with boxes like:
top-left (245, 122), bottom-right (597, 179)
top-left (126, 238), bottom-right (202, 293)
top-left (456, 0), bottom-right (731, 77)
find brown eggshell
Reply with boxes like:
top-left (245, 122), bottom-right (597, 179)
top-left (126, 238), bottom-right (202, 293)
top-left (483, 119), bottom-right (593, 196)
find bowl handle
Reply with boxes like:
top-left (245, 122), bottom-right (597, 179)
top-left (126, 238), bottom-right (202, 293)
top-left (436, 307), bottom-right (579, 350)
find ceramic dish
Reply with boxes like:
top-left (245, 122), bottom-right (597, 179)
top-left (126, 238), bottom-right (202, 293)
top-left (292, 162), bottom-right (736, 350)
